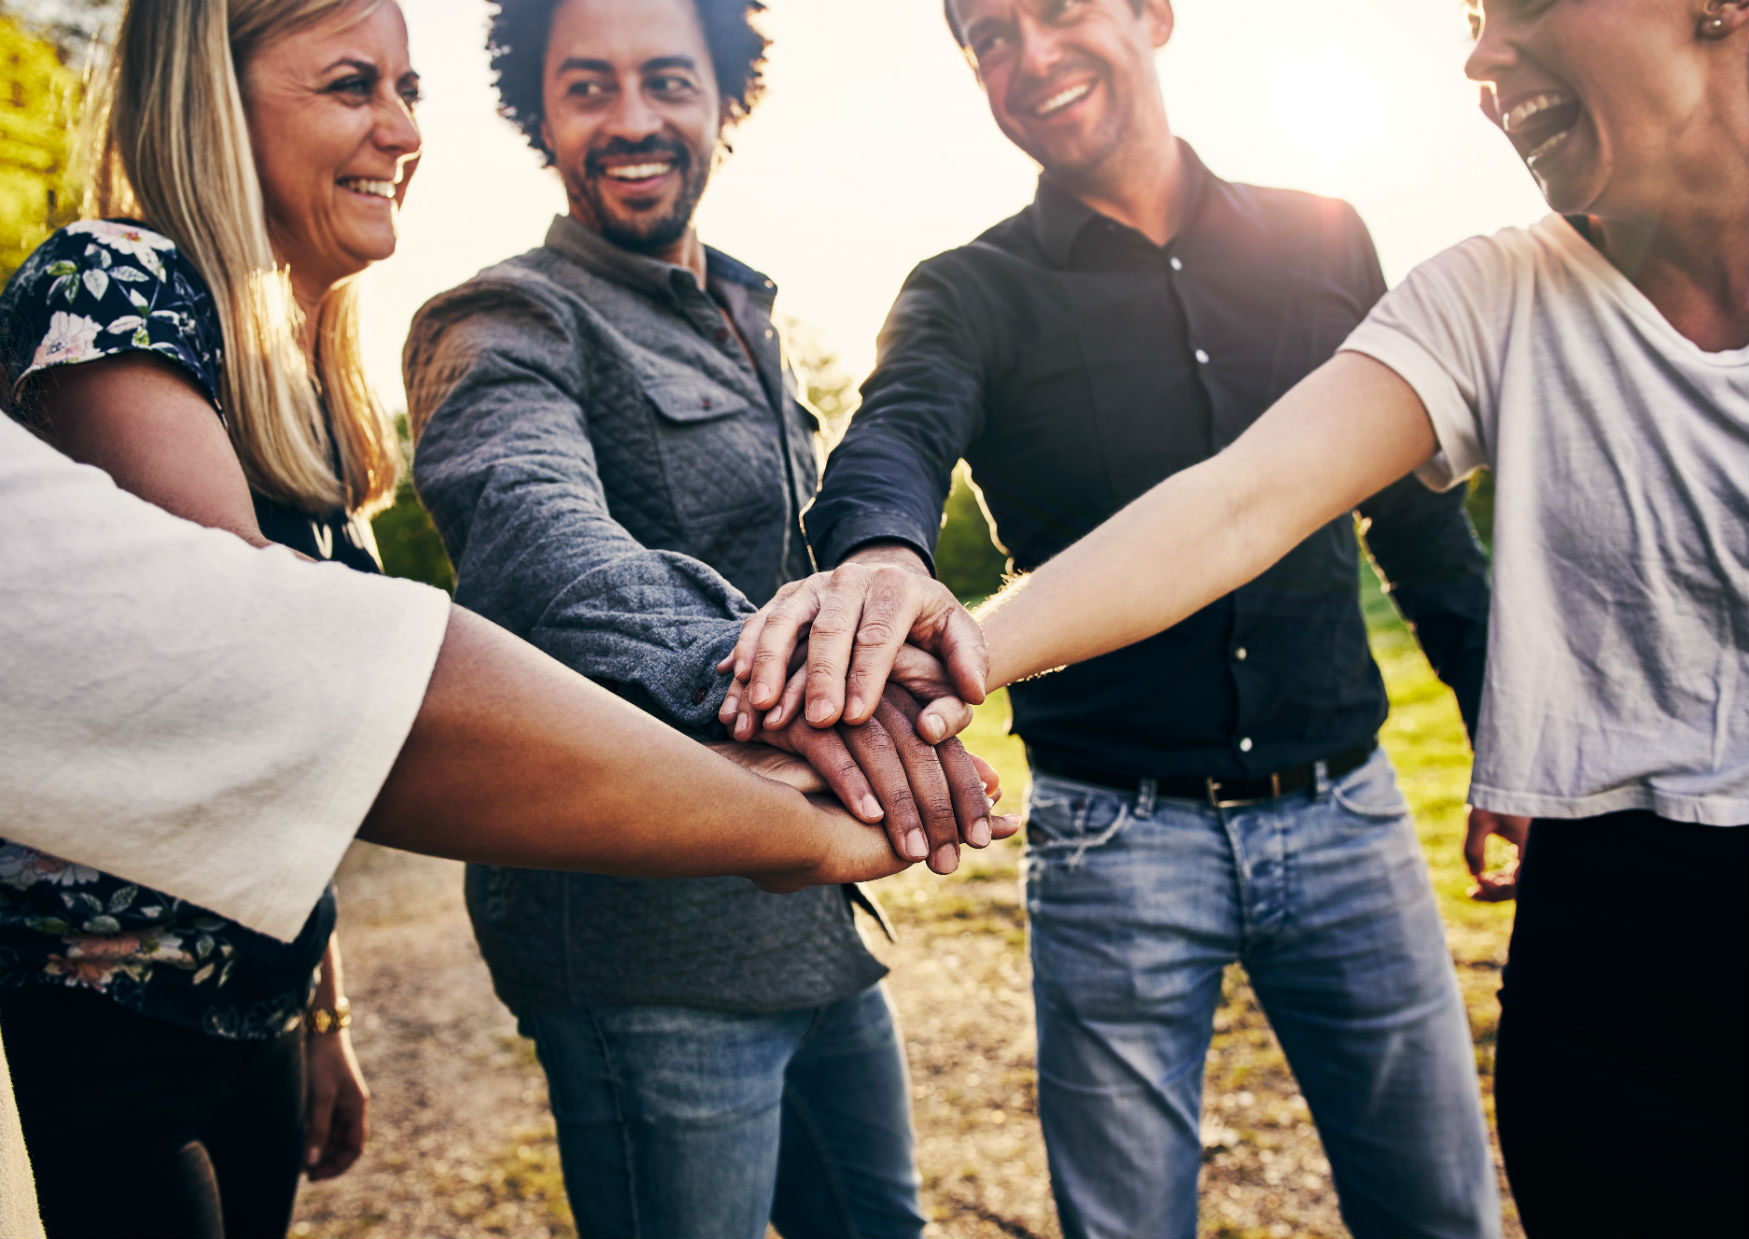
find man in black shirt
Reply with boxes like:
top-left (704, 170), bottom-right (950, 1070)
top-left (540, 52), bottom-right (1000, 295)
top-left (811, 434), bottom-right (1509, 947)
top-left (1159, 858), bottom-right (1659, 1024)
top-left (723, 1), bottom-right (1508, 1236)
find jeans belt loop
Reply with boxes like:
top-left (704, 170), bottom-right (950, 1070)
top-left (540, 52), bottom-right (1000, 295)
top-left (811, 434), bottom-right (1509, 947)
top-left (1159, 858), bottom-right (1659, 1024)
top-left (1313, 758), bottom-right (1331, 797)
top-left (1135, 776), bottom-right (1157, 819)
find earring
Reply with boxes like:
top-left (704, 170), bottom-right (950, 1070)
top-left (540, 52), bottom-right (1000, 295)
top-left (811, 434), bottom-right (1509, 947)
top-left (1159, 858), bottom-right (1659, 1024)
top-left (1703, 14), bottom-right (1728, 36)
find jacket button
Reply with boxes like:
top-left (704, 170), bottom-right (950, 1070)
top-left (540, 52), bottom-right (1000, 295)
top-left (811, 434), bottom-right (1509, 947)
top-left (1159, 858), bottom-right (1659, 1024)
top-left (716, 327), bottom-right (731, 342)
top-left (701, 397), bottom-right (713, 409)
top-left (693, 686), bottom-right (709, 705)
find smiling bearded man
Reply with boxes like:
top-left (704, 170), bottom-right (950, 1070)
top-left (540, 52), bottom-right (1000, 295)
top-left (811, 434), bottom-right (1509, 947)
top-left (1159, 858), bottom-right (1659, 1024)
top-left (394, 1), bottom-right (1008, 1237)
top-left (742, 0), bottom-right (1511, 1236)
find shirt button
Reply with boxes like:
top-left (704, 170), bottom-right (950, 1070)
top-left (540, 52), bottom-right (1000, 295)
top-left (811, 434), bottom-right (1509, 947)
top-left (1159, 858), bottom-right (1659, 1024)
top-left (764, 328), bottom-right (774, 339)
top-left (1170, 256), bottom-right (1184, 272)
top-left (715, 327), bottom-right (731, 342)
top-left (692, 686), bottom-right (709, 705)
top-left (1239, 737), bottom-right (1253, 753)
top-left (1234, 647), bottom-right (1248, 661)
top-left (1195, 348), bottom-right (1211, 365)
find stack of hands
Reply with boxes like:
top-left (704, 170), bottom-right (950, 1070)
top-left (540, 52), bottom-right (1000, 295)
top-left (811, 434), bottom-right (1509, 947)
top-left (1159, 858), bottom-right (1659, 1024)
top-left (715, 545), bottom-right (1527, 900)
top-left (713, 546), bottom-right (1005, 877)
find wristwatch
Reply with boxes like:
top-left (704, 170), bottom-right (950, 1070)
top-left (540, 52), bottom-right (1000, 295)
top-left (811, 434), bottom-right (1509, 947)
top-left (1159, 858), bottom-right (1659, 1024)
top-left (305, 996), bottom-right (352, 1035)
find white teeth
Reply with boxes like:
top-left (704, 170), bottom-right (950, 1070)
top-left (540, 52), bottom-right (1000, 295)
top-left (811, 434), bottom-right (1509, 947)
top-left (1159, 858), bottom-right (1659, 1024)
top-left (340, 178), bottom-right (396, 199)
top-left (1526, 131), bottom-right (1569, 164)
top-left (604, 162), bottom-right (674, 181)
top-left (1501, 92), bottom-right (1572, 134)
top-left (1035, 83), bottom-right (1091, 117)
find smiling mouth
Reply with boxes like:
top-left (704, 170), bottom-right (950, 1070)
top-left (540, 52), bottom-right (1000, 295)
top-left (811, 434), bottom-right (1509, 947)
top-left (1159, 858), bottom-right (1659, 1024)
top-left (601, 161), bottom-right (676, 183)
top-left (339, 177), bottom-right (397, 200)
top-left (1033, 82), bottom-right (1092, 119)
top-left (1501, 92), bottom-right (1583, 167)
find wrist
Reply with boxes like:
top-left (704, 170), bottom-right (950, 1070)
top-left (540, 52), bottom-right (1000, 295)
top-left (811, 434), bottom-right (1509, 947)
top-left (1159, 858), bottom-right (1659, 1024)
top-left (305, 995), bottom-right (352, 1035)
top-left (844, 542), bottom-right (930, 576)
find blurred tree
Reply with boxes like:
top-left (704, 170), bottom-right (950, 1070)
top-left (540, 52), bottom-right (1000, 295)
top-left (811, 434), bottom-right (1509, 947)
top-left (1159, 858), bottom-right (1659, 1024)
top-left (935, 461), bottom-right (1008, 602)
top-left (0, 13), bottom-right (80, 285)
top-left (780, 316), bottom-right (1008, 601)
top-left (371, 416), bottom-right (454, 591)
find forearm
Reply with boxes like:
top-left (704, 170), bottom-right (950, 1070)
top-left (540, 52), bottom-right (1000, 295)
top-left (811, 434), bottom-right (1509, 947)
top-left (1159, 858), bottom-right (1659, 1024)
top-left (358, 609), bottom-right (879, 882)
top-left (978, 354), bottom-right (1439, 688)
top-left (312, 935), bottom-right (345, 1007)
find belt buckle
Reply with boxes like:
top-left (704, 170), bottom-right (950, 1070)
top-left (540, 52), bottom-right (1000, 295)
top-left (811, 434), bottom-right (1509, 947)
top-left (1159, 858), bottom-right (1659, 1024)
top-left (1205, 772), bottom-right (1283, 809)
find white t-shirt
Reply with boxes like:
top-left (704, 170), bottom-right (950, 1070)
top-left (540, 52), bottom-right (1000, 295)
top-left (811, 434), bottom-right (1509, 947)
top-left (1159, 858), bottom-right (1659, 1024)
top-left (1343, 215), bottom-right (1749, 826)
top-left (0, 418), bottom-right (450, 1235)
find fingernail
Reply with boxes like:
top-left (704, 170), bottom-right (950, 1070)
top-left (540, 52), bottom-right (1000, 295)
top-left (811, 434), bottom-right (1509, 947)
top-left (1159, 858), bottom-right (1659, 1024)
top-left (932, 843), bottom-right (959, 874)
top-left (905, 829), bottom-right (927, 860)
top-left (969, 817), bottom-right (991, 848)
top-left (920, 715), bottom-right (945, 743)
top-left (862, 796), bottom-right (884, 821)
top-left (305, 1148), bottom-right (319, 1168)
top-left (766, 705), bottom-right (785, 727)
top-left (735, 659), bottom-right (749, 679)
top-left (845, 695), bottom-right (864, 720)
top-left (807, 699), bottom-right (834, 725)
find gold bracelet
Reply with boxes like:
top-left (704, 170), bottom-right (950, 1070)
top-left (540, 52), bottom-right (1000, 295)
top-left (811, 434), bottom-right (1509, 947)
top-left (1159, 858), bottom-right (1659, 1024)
top-left (305, 996), bottom-right (352, 1035)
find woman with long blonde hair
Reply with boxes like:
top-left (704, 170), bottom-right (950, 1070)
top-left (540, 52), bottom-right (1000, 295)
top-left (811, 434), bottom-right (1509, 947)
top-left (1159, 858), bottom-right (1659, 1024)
top-left (0, 0), bottom-right (420, 1233)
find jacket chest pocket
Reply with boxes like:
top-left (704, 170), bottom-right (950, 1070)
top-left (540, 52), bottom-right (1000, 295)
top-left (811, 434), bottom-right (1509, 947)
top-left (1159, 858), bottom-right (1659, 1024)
top-left (644, 377), bottom-right (787, 525)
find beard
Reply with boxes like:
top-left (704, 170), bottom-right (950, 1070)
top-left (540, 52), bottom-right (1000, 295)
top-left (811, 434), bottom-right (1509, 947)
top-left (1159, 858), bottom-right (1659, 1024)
top-left (566, 134), bottom-right (709, 255)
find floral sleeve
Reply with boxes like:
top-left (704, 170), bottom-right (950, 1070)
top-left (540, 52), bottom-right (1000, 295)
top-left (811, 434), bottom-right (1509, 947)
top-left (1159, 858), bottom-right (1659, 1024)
top-left (1, 219), bottom-right (226, 417)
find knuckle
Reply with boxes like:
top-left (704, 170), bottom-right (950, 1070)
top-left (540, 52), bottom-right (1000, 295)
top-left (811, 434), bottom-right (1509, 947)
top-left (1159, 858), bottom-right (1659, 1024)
top-left (852, 725), bottom-right (898, 758)
top-left (918, 791), bottom-right (956, 821)
top-left (855, 619), bottom-right (897, 644)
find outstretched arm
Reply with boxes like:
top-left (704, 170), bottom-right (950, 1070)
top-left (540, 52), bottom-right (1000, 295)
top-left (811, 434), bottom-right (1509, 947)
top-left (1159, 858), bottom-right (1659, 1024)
top-left (359, 607), bottom-right (910, 892)
top-left (977, 352), bottom-right (1439, 688)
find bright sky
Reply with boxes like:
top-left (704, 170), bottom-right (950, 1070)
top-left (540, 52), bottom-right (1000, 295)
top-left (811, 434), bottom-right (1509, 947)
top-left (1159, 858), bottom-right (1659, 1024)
top-left (364, 0), bottom-right (1549, 410)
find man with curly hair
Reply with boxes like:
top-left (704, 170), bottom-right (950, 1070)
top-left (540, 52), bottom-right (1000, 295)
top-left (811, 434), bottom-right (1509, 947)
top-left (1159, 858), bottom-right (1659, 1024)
top-left (401, 1), bottom-right (976, 1235)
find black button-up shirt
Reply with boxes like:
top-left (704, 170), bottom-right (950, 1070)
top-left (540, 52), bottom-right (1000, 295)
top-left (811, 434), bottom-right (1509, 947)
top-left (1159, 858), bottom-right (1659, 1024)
top-left (806, 142), bottom-right (1491, 782)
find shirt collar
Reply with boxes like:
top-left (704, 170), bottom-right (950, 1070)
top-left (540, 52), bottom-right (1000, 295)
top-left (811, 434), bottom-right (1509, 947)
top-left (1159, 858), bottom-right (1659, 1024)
top-left (1029, 137), bottom-right (1216, 268)
top-left (543, 213), bottom-right (778, 308)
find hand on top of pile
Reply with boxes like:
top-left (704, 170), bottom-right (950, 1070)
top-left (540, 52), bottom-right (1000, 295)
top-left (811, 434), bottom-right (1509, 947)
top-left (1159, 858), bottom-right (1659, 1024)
top-left (715, 547), bottom-right (1011, 875)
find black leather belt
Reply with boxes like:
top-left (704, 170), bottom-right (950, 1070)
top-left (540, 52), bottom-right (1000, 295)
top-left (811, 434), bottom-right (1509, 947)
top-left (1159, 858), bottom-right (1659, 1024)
top-left (1029, 740), bottom-right (1377, 809)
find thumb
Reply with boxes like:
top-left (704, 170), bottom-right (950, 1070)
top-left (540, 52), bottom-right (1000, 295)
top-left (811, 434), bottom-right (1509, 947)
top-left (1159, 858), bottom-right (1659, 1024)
top-left (1462, 808), bottom-right (1490, 879)
top-left (941, 610), bottom-right (990, 706)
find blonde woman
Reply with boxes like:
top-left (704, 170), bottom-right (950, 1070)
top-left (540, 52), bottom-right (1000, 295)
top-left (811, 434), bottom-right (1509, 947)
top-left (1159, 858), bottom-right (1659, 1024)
top-left (0, 0), bottom-right (419, 1233)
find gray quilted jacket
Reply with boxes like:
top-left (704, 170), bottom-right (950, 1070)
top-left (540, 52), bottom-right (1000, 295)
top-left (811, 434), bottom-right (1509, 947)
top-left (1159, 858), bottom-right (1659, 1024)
top-left (405, 215), bottom-right (885, 1015)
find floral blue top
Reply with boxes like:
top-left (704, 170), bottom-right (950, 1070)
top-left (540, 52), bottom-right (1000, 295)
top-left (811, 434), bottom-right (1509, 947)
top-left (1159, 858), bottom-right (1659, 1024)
top-left (0, 219), bottom-right (353, 1040)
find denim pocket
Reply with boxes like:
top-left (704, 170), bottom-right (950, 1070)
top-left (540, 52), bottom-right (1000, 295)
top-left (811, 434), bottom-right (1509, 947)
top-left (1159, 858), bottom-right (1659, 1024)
top-left (1024, 776), bottom-right (1132, 865)
top-left (1328, 752), bottom-right (1412, 823)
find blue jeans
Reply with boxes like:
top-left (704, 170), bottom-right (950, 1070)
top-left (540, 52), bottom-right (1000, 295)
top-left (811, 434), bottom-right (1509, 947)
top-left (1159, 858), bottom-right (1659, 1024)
top-left (518, 983), bottom-right (924, 1239)
top-left (1024, 748), bottom-right (1500, 1239)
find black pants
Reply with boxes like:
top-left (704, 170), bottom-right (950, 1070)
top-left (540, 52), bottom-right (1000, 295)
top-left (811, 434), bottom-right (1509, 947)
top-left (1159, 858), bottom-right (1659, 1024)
top-left (0, 985), bottom-right (306, 1239)
top-left (1496, 810), bottom-right (1748, 1239)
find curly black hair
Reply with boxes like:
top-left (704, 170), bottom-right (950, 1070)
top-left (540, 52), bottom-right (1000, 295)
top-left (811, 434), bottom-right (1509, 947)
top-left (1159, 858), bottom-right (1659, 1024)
top-left (488, 0), bottom-right (770, 166)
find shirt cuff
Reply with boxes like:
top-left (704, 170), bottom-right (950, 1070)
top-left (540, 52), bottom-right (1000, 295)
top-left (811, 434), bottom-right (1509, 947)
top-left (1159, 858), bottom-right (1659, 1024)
top-left (647, 620), bottom-right (746, 735)
top-left (810, 511), bottom-right (939, 575)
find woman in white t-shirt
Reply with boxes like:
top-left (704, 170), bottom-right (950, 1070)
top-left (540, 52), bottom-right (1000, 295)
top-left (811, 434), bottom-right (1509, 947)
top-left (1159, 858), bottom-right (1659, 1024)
top-left (723, 0), bottom-right (1746, 1233)
top-left (961, 1), bottom-right (1748, 1234)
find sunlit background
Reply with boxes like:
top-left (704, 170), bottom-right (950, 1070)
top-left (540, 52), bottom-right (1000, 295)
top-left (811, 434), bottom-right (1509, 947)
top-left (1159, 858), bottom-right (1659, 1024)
top-left (363, 0), bottom-right (1548, 410)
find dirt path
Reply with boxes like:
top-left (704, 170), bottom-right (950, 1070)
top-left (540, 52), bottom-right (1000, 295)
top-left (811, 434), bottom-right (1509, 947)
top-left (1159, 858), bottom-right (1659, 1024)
top-left (292, 839), bottom-right (1516, 1239)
